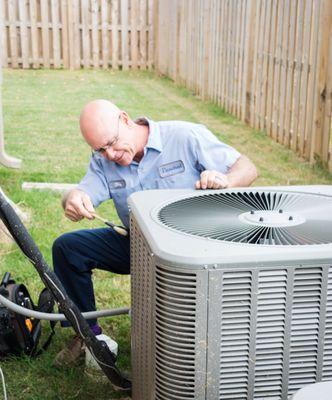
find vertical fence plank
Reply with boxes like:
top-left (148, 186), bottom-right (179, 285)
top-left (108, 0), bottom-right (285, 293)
top-left (258, 0), bottom-right (271, 131)
top-left (140, 0), bottom-right (146, 69)
top-left (73, 0), bottom-right (81, 68)
top-left (0, 0), bottom-right (9, 68)
top-left (237, 0), bottom-right (245, 116)
top-left (111, 0), bottom-right (119, 69)
top-left (81, 0), bottom-right (90, 68)
top-left (230, 0), bottom-right (237, 114)
top-left (197, 0), bottom-right (201, 94)
top-left (8, 0), bottom-right (18, 68)
top-left (192, 0), bottom-right (197, 91)
top-left (152, 0), bottom-right (159, 71)
top-left (283, 0), bottom-right (298, 146)
top-left (175, 0), bottom-right (181, 82)
top-left (226, 0), bottom-right (233, 111)
top-left (222, 0), bottom-right (229, 111)
top-left (215, 0), bottom-right (221, 105)
top-left (91, 0), bottom-right (99, 68)
top-left (277, 0), bottom-right (291, 143)
top-left (254, 0), bottom-right (266, 129)
top-left (67, 0), bottom-right (74, 69)
top-left (304, 0), bottom-right (320, 158)
top-left (265, 1), bottom-right (278, 136)
top-left (199, 0), bottom-right (206, 98)
top-left (51, 0), bottom-right (61, 68)
top-left (18, 0), bottom-right (29, 68)
top-left (233, 0), bottom-right (240, 115)
top-left (218, 0), bottom-right (226, 107)
top-left (298, 0), bottom-right (313, 154)
top-left (206, 0), bottom-right (213, 100)
top-left (131, 0), bottom-right (138, 69)
top-left (271, 0), bottom-right (284, 140)
top-left (101, 0), bottom-right (109, 69)
top-left (214, 0), bottom-right (221, 103)
top-left (41, 0), bottom-right (50, 68)
top-left (155, 0), bottom-right (166, 74)
top-left (250, 0), bottom-right (262, 126)
top-left (147, 0), bottom-right (154, 69)
top-left (179, 0), bottom-right (185, 82)
top-left (121, 0), bottom-right (129, 70)
top-left (61, 0), bottom-right (69, 68)
top-left (242, 0), bottom-right (256, 122)
top-left (291, 0), bottom-right (305, 151)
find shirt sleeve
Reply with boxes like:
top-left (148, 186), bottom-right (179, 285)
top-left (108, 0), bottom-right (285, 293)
top-left (77, 155), bottom-right (111, 207)
top-left (192, 125), bottom-right (241, 174)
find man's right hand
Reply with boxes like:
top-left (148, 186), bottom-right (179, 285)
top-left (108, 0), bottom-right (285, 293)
top-left (62, 189), bottom-right (95, 222)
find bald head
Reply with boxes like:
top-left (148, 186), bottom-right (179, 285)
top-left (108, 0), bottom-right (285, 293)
top-left (80, 99), bottom-right (120, 146)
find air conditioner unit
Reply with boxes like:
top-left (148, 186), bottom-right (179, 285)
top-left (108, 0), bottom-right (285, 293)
top-left (128, 186), bottom-right (332, 400)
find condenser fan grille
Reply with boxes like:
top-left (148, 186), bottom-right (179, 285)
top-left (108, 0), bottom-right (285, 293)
top-left (157, 190), bottom-right (332, 246)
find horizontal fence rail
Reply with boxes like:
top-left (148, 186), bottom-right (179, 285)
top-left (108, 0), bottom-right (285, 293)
top-left (0, 0), bottom-right (155, 70)
top-left (155, 0), bottom-right (332, 170)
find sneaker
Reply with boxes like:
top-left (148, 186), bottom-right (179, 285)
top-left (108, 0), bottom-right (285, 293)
top-left (54, 335), bottom-right (85, 367)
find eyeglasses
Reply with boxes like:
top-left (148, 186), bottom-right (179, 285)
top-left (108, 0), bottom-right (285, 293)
top-left (92, 114), bottom-right (121, 156)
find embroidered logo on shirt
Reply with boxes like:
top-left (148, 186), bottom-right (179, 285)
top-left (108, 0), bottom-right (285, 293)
top-left (159, 160), bottom-right (185, 178)
top-left (108, 179), bottom-right (126, 189)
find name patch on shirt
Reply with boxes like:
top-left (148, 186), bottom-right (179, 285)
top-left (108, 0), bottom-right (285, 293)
top-left (159, 160), bottom-right (185, 178)
top-left (108, 179), bottom-right (126, 190)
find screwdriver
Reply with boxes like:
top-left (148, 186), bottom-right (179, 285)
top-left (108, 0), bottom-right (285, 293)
top-left (92, 212), bottom-right (129, 237)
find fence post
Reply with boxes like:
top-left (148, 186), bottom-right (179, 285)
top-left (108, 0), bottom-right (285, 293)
top-left (310, 0), bottom-right (332, 164)
top-left (242, 0), bottom-right (256, 123)
top-left (327, 26), bottom-right (332, 171)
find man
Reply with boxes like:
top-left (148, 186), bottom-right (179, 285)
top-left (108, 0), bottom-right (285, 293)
top-left (53, 99), bottom-right (257, 365)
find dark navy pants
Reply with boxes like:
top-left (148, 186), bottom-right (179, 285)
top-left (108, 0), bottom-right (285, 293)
top-left (52, 228), bottom-right (130, 327)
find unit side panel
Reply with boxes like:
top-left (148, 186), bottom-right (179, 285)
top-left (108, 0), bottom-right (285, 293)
top-left (154, 264), bottom-right (208, 400)
top-left (287, 267), bottom-right (324, 396)
top-left (131, 217), bottom-right (155, 400)
top-left (255, 268), bottom-right (289, 400)
top-left (321, 267), bottom-right (332, 380)
top-left (210, 269), bottom-right (253, 400)
top-left (207, 264), bottom-right (332, 400)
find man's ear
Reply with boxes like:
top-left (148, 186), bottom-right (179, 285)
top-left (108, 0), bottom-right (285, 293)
top-left (120, 111), bottom-right (133, 127)
top-left (120, 111), bottom-right (131, 126)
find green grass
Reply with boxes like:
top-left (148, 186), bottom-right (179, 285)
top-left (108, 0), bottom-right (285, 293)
top-left (0, 69), bottom-right (332, 399)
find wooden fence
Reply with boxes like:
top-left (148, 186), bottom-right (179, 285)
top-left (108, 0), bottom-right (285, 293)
top-left (0, 0), bottom-right (155, 70)
top-left (155, 0), bottom-right (332, 170)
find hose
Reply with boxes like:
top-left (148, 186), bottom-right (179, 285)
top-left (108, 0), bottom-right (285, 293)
top-left (0, 294), bottom-right (130, 321)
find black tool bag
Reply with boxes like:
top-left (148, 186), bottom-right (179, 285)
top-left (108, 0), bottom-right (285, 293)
top-left (0, 272), bottom-right (56, 358)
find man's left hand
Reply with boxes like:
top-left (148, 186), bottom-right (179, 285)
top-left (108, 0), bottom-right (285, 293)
top-left (195, 170), bottom-right (229, 190)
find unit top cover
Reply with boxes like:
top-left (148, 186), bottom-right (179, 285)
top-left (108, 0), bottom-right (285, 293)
top-left (128, 186), bottom-right (332, 267)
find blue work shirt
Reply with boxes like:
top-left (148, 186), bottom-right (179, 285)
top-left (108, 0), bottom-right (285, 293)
top-left (77, 119), bottom-right (241, 227)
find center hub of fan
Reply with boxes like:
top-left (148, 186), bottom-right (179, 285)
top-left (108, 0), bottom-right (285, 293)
top-left (238, 209), bottom-right (306, 227)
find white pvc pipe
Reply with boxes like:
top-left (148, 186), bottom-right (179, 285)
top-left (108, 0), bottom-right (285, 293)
top-left (0, 8), bottom-right (21, 169)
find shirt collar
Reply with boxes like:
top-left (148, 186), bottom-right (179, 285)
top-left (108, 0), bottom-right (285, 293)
top-left (142, 118), bottom-right (163, 153)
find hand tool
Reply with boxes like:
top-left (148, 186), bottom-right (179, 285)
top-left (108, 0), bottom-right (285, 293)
top-left (92, 213), bottom-right (129, 237)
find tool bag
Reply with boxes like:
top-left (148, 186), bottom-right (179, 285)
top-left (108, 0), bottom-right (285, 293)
top-left (0, 272), bottom-right (55, 358)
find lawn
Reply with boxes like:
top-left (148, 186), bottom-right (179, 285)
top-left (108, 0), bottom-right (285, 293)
top-left (1, 69), bottom-right (332, 400)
